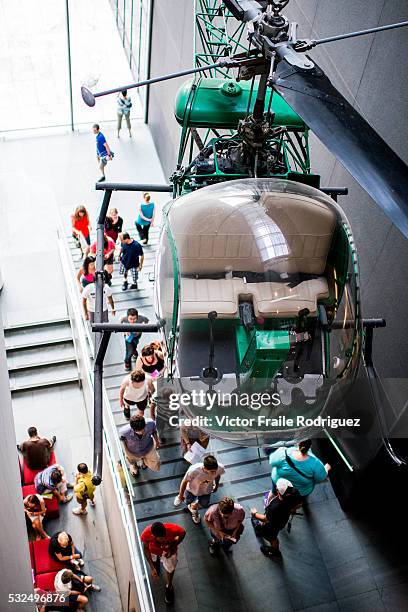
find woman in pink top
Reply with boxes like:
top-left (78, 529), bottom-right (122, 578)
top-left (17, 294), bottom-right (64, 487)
top-left (90, 234), bottom-right (116, 284)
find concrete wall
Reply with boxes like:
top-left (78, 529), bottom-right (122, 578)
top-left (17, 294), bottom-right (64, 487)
top-left (0, 322), bottom-right (35, 611)
top-left (148, 1), bottom-right (408, 400)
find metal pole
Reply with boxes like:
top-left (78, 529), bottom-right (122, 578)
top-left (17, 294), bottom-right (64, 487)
top-left (145, 0), bottom-right (155, 123)
top-left (92, 189), bottom-right (112, 485)
top-left (314, 20), bottom-right (408, 47)
top-left (65, 0), bottom-right (74, 131)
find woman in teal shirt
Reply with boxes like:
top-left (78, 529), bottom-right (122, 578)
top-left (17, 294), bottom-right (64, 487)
top-left (135, 192), bottom-right (155, 245)
top-left (269, 439), bottom-right (330, 497)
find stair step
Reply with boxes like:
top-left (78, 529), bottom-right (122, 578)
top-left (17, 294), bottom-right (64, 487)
top-left (9, 362), bottom-right (79, 392)
top-left (7, 343), bottom-right (76, 371)
top-left (3, 317), bottom-right (70, 332)
top-left (5, 321), bottom-right (72, 350)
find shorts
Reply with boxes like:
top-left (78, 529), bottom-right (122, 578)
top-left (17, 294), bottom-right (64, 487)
top-left (151, 553), bottom-right (178, 573)
top-left (185, 490), bottom-right (211, 508)
top-left (26, 512), bottom-right (44, 524)
top-left (35, 481), bottom-right (67, 496)
top-left (124, 443), bottom-right (161, 472)
top-left (105, 253), bottom-right (114, 265)
top-left (97, 155), bottom-right (108, 167)
top-left (124, 396), bottom-right (149, 411)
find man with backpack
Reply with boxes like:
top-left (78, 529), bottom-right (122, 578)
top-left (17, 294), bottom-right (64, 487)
top-left (72, 463), bottom-right (96, 516)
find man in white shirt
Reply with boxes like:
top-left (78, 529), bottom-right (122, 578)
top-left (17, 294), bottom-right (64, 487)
top-left (54, 568), bottom-right (101, 609)
top-left (82, 282), bottom-right (115, 323)
top-left (173, 455), bottom-right (225, 524)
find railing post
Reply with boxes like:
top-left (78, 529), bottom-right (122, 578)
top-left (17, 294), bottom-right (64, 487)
top-left (92, 189), bottom-right (112, 485)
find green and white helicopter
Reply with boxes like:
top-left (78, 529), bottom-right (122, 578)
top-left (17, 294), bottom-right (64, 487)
top-left (84, 0), bottom-right (408, 501)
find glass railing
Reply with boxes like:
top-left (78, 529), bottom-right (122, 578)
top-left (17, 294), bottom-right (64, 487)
top-left (56, 225), bottom-right (155, 612)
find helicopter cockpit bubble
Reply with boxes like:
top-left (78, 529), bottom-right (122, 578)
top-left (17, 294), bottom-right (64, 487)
top-left (155, 178), bottom-right (361, 446)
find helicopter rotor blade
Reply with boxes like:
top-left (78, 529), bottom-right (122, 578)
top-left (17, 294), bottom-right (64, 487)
top-left (273, 60), bottom-right (408, 239)
top-left (311, 20), bottom-right (408, 48)
top-left (81, 59), bottom-right (243, 107)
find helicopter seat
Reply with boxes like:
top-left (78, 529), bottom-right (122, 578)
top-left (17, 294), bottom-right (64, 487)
top-left (179, 277), bottom-right (245, 318)
top-left (246, 277), bottom-right (329, 318)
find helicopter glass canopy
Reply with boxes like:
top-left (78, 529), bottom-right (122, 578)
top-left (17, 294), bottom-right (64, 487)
top-left (156, 179), bottom-right (362, 445)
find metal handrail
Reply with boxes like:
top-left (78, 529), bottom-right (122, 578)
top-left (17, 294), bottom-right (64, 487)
top-left (56, 225), bottom-right (155, 612)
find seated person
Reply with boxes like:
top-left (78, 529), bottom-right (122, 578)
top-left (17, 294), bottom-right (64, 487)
top-left (34, 465), bottom-right (73, 504)
top-left (17, 427), bottom-right (56, 470)
top-left (23, 493), bottom-right (49, 540)
top-left (49, 531), bottom-right (85, 571)
top-left (54, 568), bottom-right (101, 609)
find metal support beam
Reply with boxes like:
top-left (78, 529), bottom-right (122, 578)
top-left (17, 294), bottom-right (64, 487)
top-left (92, 323), bottom-right (160, 333)
top-left (95, 331), bottom-right (112, 367)
top-left (92, 189), bottom-right (112, 486)
top-left (65, 0), bottom-right (74, 132)
top-left (363, 318), bottom-right (386, 368)
top-left (95, 182), bottom-right (172, 192)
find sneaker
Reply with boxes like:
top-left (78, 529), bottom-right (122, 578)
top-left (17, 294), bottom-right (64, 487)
top-left (72, 507), bottom-right (87, 516)
top-left (62, 493), bottom-right (73, 503)
top-left (122, 281), bottom-right (128, 291)
top-left (130, 466), bottom-right (139, 477)
top-left (136, 459), bottom-right (145, 469)
top-left (188, 504), bottom-right (201, 524)
top-left (91, 583), bottom-right (101, 592)
top-left (124, 363), bottom-right (131, 371)
top-left (129, 283), bottom-right (138, 290)
top-left (164, 585), bottom-right (174, 605)
top-left (98, 176), bottom-right (105, 182)
top-left (123, 406), bottom-right (130, 420)
top-left (260, 545), bottom-right (282, 559)
top-left (173, 495), bottom-right (182, 507)
top-left (209, 540), bottom-right (219, 556)
top-left (78, 558), bottom-right (85, 567)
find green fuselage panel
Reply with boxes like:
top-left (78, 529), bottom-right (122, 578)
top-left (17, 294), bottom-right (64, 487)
top-left (236, 327), bottom-right (290, 382)
top-left (175, 77), bottom-right (306, 130)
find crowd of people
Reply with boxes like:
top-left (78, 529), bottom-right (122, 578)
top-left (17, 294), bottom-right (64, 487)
top-left (18, 428), bottom-right (102, 610)
top-left (137, 436), bottom-right (330, 604)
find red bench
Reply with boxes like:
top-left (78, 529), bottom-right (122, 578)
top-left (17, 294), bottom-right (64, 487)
top-left (22, 484), bottom-right (60, 520)
top-left (22, 451), bottom-right (57, 486)
top-left (35, 571), bottom-right (58, 592)
top-left (32, 538), bottom-right (64, 575)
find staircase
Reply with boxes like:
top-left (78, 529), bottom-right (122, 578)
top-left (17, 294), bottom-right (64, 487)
top-left (5, 318), bottom-right (79, 393)
top-left (67, 225), bottom-right (277, 610)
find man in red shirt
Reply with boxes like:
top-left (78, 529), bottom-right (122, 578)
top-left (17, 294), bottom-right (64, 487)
top-left (141, 521), bottom-right (186, 604)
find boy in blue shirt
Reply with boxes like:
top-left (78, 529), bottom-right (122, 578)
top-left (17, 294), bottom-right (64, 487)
top-left (119, 233), bottom-right (144, 291)
top-left (93, 124), bottom-right (112, 182)
top-left (120, 307), bottom-right (149, 371)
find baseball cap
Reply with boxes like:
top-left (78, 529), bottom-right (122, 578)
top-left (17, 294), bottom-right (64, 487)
top-left (276, 478), bottom-right (293, 495)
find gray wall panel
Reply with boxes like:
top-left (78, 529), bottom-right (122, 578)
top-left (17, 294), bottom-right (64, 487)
top-left (0, 323), bottom-right (34, 609)
top-left (148, 1), bottom-right (408, 385)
